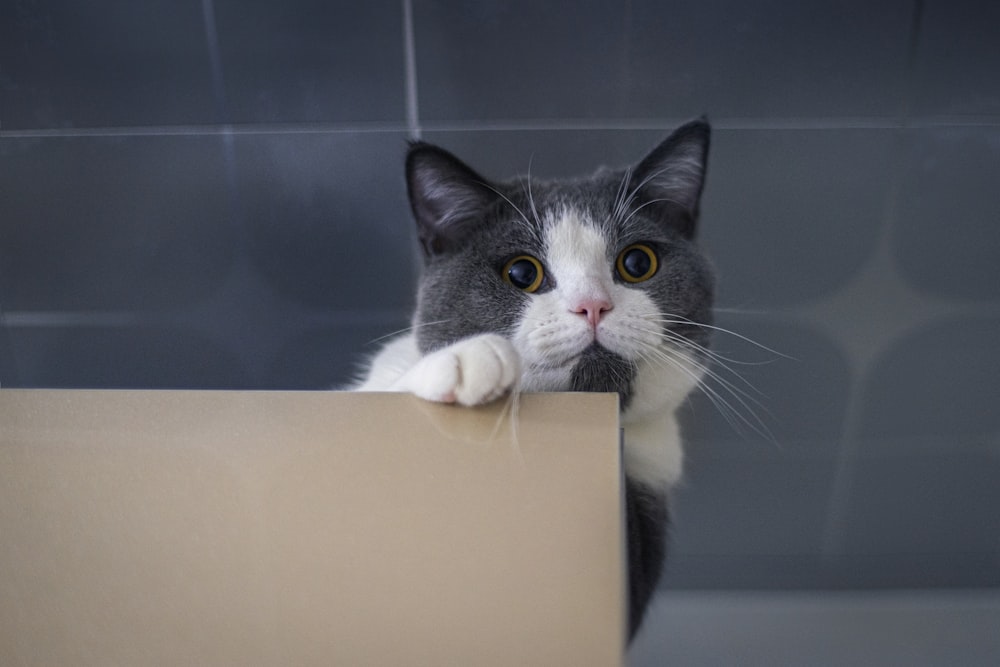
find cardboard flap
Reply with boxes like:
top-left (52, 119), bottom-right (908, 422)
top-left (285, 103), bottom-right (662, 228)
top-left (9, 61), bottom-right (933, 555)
top-left (0, 390), bottom-right (624, 666)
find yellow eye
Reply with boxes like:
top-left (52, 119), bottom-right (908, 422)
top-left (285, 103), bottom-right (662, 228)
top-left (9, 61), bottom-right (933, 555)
top-left (616, 244), bottom-right (658, 283)
top-left (503, 255), bottom-right (544, 293)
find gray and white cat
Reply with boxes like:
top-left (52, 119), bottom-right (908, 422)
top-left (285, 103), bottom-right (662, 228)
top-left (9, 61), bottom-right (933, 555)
top-left (353, 119), bottom-right (714, 639)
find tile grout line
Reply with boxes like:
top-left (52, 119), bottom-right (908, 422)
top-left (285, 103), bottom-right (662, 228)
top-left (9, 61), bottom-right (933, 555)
top-left (1, 310), bottom-right (411, 328)
top-left (401, 0), bottom-right (421, 141)
top-left (817, 0), bottom-right (927, 559)
top-left (0, 123), bottom-right (414, 138)
top-left (200, 0), bottom-right (230, 126)
top-left (899, 0), bottom-right (926, 128)
top-left (3, 117), bottom-right (999, 140)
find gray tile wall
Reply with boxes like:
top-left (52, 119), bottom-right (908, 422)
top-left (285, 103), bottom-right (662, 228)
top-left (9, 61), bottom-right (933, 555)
top-left (2, 0), bottom-right (998, 591)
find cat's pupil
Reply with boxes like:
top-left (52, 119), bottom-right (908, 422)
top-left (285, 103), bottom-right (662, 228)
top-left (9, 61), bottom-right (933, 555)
top-left (623, 248), bottom-right (652, 278)
top-left (508, 259), bottom-right (538, 289)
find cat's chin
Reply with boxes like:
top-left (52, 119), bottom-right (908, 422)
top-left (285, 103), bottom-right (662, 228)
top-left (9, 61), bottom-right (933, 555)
top-left (568, 344), bottom-right (636, 399)
top-left (524, 340), bottom-right (630, 376)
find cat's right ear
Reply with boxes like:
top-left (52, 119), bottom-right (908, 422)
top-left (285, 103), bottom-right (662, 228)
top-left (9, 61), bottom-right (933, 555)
top-left (630, 118), bottom-right (711, 239)
top-left (406, 142), bottom-right (498, 257)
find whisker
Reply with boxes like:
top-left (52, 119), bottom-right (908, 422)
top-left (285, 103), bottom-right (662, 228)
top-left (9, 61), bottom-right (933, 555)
top-left (620, 196), bottom-right (685, 230)
top-left (490, 386), bottom-right (525, 468)
top-left (523, 155), bottom-right (543, 228)
top-left (611, 167), bottom-right (633, 225)
top-left (478, 180), bottom-right (544, 247)
top-left (655, 341), bottom-right (770, 411)
top-left (712, 307), bottom-right (776, 316)
top-left (646, 314), bottom-right (795, 361)
top-left (617, 164), bottom-right (684, 229)
top-left (641, 341), bottom-right (776, 441)
top-left (684, 353), bottom-right (772, 422)
top-left (646, 328), bottom-right (777, 405)
top-left (365, 319), bottom-right (454, 345)
top-left (634, 345), bottom-right (746, 433)
top-left (624, 315), bottom-right (778, 441)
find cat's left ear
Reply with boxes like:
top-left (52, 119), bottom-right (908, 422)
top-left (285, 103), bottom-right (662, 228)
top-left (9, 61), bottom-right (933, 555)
top-left (630, 118), bottom-right (711, 238)
top-left (406, 142), bottom-right (499, 257)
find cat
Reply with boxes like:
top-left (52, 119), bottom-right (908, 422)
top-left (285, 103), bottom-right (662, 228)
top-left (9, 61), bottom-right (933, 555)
top-left (352, 119), bottom-right (714, 640)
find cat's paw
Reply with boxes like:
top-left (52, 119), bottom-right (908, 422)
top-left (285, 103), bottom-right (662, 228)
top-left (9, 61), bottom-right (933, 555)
top-left (394, 334), bottom-right (520, 406)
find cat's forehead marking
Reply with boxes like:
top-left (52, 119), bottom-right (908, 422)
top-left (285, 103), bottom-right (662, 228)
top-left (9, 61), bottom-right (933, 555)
top-left (543, 207), bottom-right (610, 282)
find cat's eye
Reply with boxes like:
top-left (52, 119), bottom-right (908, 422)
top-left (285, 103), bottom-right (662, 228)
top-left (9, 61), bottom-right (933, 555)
top-left (503, 255), bottom-right (545, 293)
top-left (616, 244), bottom-right (658, 283)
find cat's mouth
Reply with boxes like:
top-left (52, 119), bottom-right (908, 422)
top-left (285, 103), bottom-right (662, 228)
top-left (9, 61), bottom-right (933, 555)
top-left (532, 341), bottom-right (613, 371)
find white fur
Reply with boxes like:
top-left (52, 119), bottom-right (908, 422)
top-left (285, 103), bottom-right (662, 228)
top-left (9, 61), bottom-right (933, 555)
top-left (622, 355), bottom-right (700, 488)
top-left (353, 333), bottom-right (520, 406)
top-left (353, 335), bottom-right (421, 391)
top-left (354, 208), bottom-right (703, 490)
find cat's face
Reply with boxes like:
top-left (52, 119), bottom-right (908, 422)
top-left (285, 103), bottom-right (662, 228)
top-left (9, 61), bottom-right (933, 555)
top-left (406, 121), bottom-right (714, 409)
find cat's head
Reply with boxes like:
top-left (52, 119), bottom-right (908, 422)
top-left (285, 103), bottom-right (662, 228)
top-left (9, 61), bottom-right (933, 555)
top-left (405, 120), bottom-right (715, 405)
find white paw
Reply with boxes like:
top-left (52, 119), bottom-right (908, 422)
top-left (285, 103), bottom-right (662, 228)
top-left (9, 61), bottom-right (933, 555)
top-left (394, 334), bottom-right (521, 406)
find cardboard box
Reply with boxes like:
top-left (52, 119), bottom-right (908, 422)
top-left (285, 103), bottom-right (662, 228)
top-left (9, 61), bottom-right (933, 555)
top-left (0, 390), bottom-right (624, 665)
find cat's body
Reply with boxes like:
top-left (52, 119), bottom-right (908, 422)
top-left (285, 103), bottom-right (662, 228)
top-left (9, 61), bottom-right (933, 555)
top-left (352, 120), bottom-right (714, 639)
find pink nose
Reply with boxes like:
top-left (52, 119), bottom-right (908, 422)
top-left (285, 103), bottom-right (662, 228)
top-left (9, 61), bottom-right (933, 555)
top-left (572, 299), bottom-right (613, 327)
